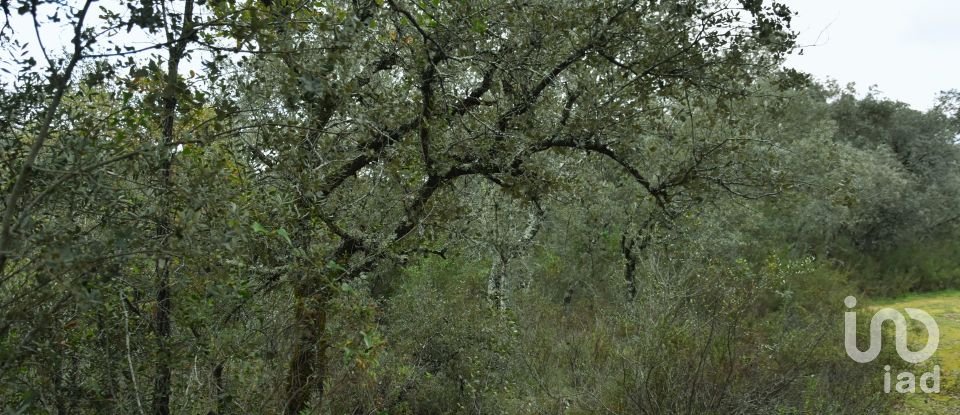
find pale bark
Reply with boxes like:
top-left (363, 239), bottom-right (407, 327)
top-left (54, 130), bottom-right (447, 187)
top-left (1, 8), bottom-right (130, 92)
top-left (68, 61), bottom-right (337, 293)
top-left (487, 200), bottom-right (544, 310)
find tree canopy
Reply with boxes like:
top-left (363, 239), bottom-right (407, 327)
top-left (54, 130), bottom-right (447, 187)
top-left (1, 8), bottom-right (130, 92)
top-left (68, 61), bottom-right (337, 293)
top-left (1, 0), bottom-right (957, 413)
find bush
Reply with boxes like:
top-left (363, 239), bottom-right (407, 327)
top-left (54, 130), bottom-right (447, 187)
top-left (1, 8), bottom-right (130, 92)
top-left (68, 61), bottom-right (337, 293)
top-left (326, 250), bottom-right (895, 414)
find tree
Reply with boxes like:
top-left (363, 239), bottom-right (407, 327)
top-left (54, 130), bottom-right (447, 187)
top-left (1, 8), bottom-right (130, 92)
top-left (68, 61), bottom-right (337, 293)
top-left (10, 0), bottom-right (918, 413)
top-left (826, 87), bottom-right (960, 252)
top-left (216, 0), bottom-right (796, 411)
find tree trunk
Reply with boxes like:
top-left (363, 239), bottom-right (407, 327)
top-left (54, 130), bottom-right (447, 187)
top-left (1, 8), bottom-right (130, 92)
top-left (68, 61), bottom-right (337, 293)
top-left (486, 253), bottom-right (507, 311)
top-left (153, 2), bottom-right (195, 413)
top-left (486, 200), bottom-right (543, 310)
top-left (621, 229), bottom-right (651, 302)
top-left (212, 362), bottom-right (229, 414)
top-left (621, 234), bottom-right (638, 301)
top-left (152, 261), bottom-right (172, 415)
top-left (284, 279), bottom-right (331, 415)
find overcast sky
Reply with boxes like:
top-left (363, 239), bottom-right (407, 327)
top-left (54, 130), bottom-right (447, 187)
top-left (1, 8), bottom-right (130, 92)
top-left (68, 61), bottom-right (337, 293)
top-left (782, 0), bottom-right (960, 111)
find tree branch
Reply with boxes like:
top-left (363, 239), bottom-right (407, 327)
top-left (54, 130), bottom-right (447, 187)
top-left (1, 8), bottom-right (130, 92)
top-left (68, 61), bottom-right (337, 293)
top-left (0, 0), bottom-right (93, 278)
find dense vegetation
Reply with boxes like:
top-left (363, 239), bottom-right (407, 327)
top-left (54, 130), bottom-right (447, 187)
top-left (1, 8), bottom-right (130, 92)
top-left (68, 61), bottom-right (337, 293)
top-left (1, 0), bottom-right (958, 413)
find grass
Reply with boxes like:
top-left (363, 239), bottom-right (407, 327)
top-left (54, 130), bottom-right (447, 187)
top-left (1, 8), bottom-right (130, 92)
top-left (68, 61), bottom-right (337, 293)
top-left (872, 291), bottom-right (960, 414)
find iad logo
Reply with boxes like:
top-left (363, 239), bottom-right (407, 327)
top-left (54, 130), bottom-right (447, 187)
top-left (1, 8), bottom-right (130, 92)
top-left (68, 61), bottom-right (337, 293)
top-left (843, 296), bottom-right (941, 393)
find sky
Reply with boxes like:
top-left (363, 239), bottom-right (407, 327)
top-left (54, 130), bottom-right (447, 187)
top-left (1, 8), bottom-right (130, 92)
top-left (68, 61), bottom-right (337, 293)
top-left (782, 0), bottom-right (960, 111)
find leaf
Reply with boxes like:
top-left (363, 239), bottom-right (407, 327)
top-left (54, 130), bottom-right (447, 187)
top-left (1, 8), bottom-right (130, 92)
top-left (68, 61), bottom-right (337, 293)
top-left (471, 18), bottom-right (487, 34)
top-left (251, 221), bottom-right (266, 234)
top-left (276, 228), bottom-right (292, 245)
top-left (326, 260), bottom-right (346, 272)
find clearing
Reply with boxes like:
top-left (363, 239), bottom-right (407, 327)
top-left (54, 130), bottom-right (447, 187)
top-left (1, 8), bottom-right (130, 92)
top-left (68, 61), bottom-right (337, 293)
top-left (875, 291), bottom-right (960, 413)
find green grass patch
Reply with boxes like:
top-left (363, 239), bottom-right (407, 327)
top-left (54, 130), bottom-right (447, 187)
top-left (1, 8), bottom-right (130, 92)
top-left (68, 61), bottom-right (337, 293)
top-left (871, 292), bottom-right (960, 413)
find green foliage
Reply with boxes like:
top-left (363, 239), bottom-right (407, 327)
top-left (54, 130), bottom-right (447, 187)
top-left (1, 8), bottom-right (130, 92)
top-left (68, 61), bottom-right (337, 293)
top-left (346, 244), bottom-right (895, 414)
top-left (0, 0), bottom-right (956, 413)
top-left (849, 236), bottom-right (960, 296)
